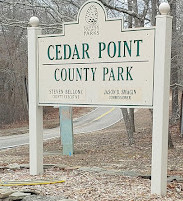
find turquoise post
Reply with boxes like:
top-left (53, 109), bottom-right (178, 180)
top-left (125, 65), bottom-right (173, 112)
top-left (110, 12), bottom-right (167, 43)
top-left (59, 106), bottom-right (74, 155)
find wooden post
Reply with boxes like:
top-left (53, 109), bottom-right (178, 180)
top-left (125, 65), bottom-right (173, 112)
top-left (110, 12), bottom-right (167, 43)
top-left (59, 106), bottom-right (74, 155)
top-left (151, 3), bottom-right (172, 195)
top-left (28, 17), bottom-right (43, 175)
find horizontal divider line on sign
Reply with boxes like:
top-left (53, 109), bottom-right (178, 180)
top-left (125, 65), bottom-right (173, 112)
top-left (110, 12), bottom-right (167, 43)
top-left (42, 60), bottom-right (149, 66)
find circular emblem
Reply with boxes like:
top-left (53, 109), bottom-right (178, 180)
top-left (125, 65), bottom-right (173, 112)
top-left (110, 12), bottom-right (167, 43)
top-left (85, 5), bottom-right (98, 25)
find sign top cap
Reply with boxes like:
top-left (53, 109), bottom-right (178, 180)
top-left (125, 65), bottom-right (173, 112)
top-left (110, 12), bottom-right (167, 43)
top-left (159, 2), bottom-right (170, 15)
top-left (29, 16), bottom-right (39, 27)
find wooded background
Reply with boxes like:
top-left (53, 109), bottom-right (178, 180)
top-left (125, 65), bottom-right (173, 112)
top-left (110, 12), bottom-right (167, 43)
top-left (0, 0), bottom-right (182, 137)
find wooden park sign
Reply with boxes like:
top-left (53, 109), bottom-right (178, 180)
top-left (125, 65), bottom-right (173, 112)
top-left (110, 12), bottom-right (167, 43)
top-left (28, 0), bottom-right (172, 196)
top-left (37, 2), bottom-right (154, 107)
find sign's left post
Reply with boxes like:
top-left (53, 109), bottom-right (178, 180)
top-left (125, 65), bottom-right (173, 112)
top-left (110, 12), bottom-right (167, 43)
top-left (27, 17), bottom-right (43, 175)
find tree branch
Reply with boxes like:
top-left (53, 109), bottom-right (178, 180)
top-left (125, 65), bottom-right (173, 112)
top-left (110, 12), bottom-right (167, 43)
top-left (99, 0), bottom-right (150, 22)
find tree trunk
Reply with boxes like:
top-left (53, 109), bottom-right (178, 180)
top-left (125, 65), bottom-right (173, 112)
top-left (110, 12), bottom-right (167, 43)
top-left (129, 108), bottom-right (135, 132)
top-left (127, 0), bottom-right (136, 134)
top-left (170, 0), bottom-right (179, 124)
top-left (121, 108), bottom-right (134, 145)
top-left (128, 0), bottom-right (133, 28)
top-left (168, 130), bottom-right (174, 148)
top-left (151, 0), bottom-right (157, 26)
top-left (132, 0), bottom-right (139, 27)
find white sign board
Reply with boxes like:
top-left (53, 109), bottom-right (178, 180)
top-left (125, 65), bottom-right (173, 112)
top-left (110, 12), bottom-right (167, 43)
top-left (38, 1), bottom-right (155, 107)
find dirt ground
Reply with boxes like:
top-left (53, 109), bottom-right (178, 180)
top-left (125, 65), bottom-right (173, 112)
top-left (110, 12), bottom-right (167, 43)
top-left (0, 108), bottom-right (183, 200)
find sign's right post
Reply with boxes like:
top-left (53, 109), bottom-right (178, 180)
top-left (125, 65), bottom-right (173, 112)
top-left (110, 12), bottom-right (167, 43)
top-left (151, 3), bottom-right (172, 195)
